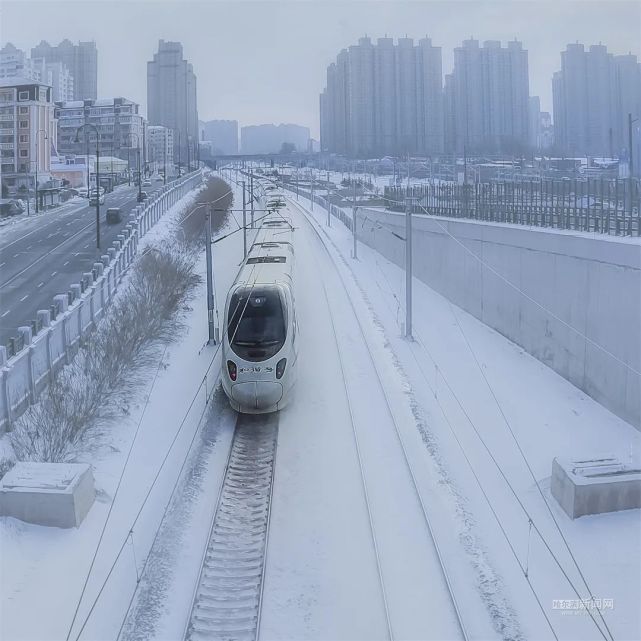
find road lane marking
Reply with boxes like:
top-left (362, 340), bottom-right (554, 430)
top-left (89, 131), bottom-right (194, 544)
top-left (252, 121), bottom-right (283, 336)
top-left (73, 252), bottom-right (80, 256)
top-left (13, 253), bottom-right (19, 258)
top-left (63, 260), bottom-right (69, 266)
top-left (1, 310), bottom-right (9, 318)
top-left (37, 282), bottom-right (44, 287)
top-left (51, 271), bottom-right (57, 276)
top-left (19, 294), bottom-right (28, 302)
top-left (27, 245), bottom-right (32, 250)
top-left (0, 262), bottom-right (5, 267)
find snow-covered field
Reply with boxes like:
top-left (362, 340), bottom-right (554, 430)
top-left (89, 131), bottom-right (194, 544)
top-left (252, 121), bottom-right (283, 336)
top-left (1, 174), bottom-right (638, 641)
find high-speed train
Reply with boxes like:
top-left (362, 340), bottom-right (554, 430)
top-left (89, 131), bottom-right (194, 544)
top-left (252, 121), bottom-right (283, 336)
top-left (221, 213), bottom-right (297, 413)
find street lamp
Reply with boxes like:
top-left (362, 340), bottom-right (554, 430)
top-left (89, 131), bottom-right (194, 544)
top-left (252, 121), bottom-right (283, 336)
top-left (34, 128), bottom-right (48, 214)
top-left (75, 123), bottom-right (101, 250)
top-left (125, 131), bottom-right (142, 201)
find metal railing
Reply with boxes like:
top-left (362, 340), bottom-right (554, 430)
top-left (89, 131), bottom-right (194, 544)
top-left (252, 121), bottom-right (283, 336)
top-left (383, 178), bottom-right (641, 236)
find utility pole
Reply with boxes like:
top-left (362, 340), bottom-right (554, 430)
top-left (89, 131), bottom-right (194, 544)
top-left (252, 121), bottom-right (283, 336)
top-left (352, 185), bottom-right (357, 260)
top-left (296, 167), bottom-right (299, 200)
top-left (629, 113), bottom-right (635, 178)
top-left (205, 206), bottom-right (217, 344)
top-left (327, 178), bottom-right (331, 227)
top-left (250, 171), bottom-right (254, 227)
top-left (404, 195), bottom-right (412, 339)
top-left (242, 180), bottom-right (247, 259)
top-left (311, 172), bottom-right (314, 210)
top-left (95, 144), bottom-right (101, 249)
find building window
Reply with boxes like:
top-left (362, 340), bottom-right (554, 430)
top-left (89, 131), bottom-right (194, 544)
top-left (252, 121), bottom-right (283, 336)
top-left (19, 107), bottom-right (28, 114)
top-left (19, 120), bottom-right (28, 128)
top-left (19, 134), bottom-right (28, 143)
top-left (19, 149), bottom-right (28, 157)
top-left (18, 91), bottom-right (29, 101)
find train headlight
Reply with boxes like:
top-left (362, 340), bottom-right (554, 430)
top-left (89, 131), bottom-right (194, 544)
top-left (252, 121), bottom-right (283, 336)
top-left (227, 360), bottom-right (237, 381)
top-left (276, 358), bottom-right (287, 379)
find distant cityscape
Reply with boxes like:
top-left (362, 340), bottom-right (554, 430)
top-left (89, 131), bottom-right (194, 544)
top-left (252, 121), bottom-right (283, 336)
top-left (0, 32), bottom-right (640, 199)
top-left (320, 36), bottom-right (641, 163)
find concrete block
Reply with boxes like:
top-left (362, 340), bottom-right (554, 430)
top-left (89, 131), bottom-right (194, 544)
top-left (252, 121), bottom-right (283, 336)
top-left (0, 462), bottom-right (95, 528)
top-left (17, 326), bottom-right (32, 346)
top-left (37, 310), bottom-right (51, 328)
top-left (551, 456), bottom-right (641, 519)
top-left (0, 345), bottom-right (6, 367)
top-left (101, 254), bottom-right (110, 266)
top-left (70, 283), bottom-right (81, 300)
top-left (93, 262), bottom-right (104, 277)
top-left (108, 248), bottom-right (116, 261)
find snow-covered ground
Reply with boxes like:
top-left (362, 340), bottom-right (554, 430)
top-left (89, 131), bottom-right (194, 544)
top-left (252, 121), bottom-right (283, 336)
top-left (1, 173), bottom-right (638, 641)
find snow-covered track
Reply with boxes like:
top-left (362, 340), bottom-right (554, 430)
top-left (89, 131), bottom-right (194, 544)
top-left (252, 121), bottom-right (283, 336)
top-left (184, 414), bottom-right (278, 641)
top-left (292, 198), bottom-right (469, 641)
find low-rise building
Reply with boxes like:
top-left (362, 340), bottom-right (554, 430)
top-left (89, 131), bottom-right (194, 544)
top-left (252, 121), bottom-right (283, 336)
top-left (54, 97), bottom-right (146, 166)
top-left (0, 77), bottom-right (57, 196)
top-left (147, 125), bottom-right (173, 170)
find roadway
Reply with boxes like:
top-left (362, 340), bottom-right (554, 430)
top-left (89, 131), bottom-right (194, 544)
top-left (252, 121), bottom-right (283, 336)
top-left (0, 180), bottom-right (166, 347)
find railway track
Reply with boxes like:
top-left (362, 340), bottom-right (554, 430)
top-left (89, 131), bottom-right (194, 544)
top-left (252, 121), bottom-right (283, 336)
top-left (292, 197), bottom-right (469, 641)
top-left (184, 413), bottom-right (278, 641)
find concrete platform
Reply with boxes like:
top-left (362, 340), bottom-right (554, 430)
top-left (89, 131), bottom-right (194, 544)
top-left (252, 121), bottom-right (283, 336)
top-left (551, 456), bottom-right (641, 519)
top-left (0, 462), bottom-right (95, 528)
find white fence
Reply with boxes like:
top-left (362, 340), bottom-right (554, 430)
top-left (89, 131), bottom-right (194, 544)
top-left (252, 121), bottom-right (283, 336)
top-left (0, 171), bottom-right (203, 433)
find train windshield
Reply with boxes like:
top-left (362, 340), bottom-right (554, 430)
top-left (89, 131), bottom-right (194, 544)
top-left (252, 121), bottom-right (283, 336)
top-left (227, 287), bottom-right (286, 362)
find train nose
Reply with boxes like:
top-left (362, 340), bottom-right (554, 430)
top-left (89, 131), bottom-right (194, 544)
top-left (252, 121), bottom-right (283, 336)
top-left (231, 381), bottom-right (283, 411)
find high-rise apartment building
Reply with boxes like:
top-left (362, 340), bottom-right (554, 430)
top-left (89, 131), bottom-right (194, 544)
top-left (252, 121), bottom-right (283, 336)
top-left (147, 40), bottom-right (198, 167)
top-left (201, 119), bottom-right (238, 154)
top-left (320, 36), bottom-right (443, 156)
top-left (448, 39), bottom-right (530, 153)
top-left (31, 40), bottom-right (97, 100)
top-left (0, 78), bottom-right (57, 194)
top-left (0, 44), bottom-right (74, 102)
top-left (553, 44), bottom-right (641, 157)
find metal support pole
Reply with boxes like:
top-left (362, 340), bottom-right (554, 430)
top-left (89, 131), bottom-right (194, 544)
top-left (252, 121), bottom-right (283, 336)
top-left (205, 207), bottom-right (216, 344)
top-left (352, 205), bottom-right (357, 259)
top-left (327, 182), bottom-right (331, 227)
top-left (250, 172), bottom-right (254, 228)
top-left (405, 197), bottom-right (412, 339)
top-left (629, 113), bottom-right (634, 178)
top-left (242, 180), bottom-right (247, 259)
top-left (311, 173), bottom-right (314, 210)
top-left (95, 144), bottom-right (101, 249)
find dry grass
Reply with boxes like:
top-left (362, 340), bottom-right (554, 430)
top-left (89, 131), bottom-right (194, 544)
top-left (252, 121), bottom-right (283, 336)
top-left (10, 239), bottom-right (201, 462)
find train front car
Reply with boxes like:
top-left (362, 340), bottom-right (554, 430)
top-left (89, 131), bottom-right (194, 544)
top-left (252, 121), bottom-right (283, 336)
top-left (222, 235), bottom-right (297, 413)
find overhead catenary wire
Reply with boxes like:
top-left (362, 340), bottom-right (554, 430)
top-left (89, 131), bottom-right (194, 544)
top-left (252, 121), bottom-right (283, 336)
top-left (64, 347), bottom-right (169, 641)
top-left (294, 187), bottom-right (612, 641)
top-left (72, 195), bottom-right (273, 641)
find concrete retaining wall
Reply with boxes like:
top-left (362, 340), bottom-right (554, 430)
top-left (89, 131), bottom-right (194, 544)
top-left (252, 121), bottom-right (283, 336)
top-left (301, 188), bottom-right (640, 429)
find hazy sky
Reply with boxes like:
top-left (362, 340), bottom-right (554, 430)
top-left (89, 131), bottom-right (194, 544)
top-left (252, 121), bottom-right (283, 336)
top-left (2, 0), bottom-right (640, 137)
